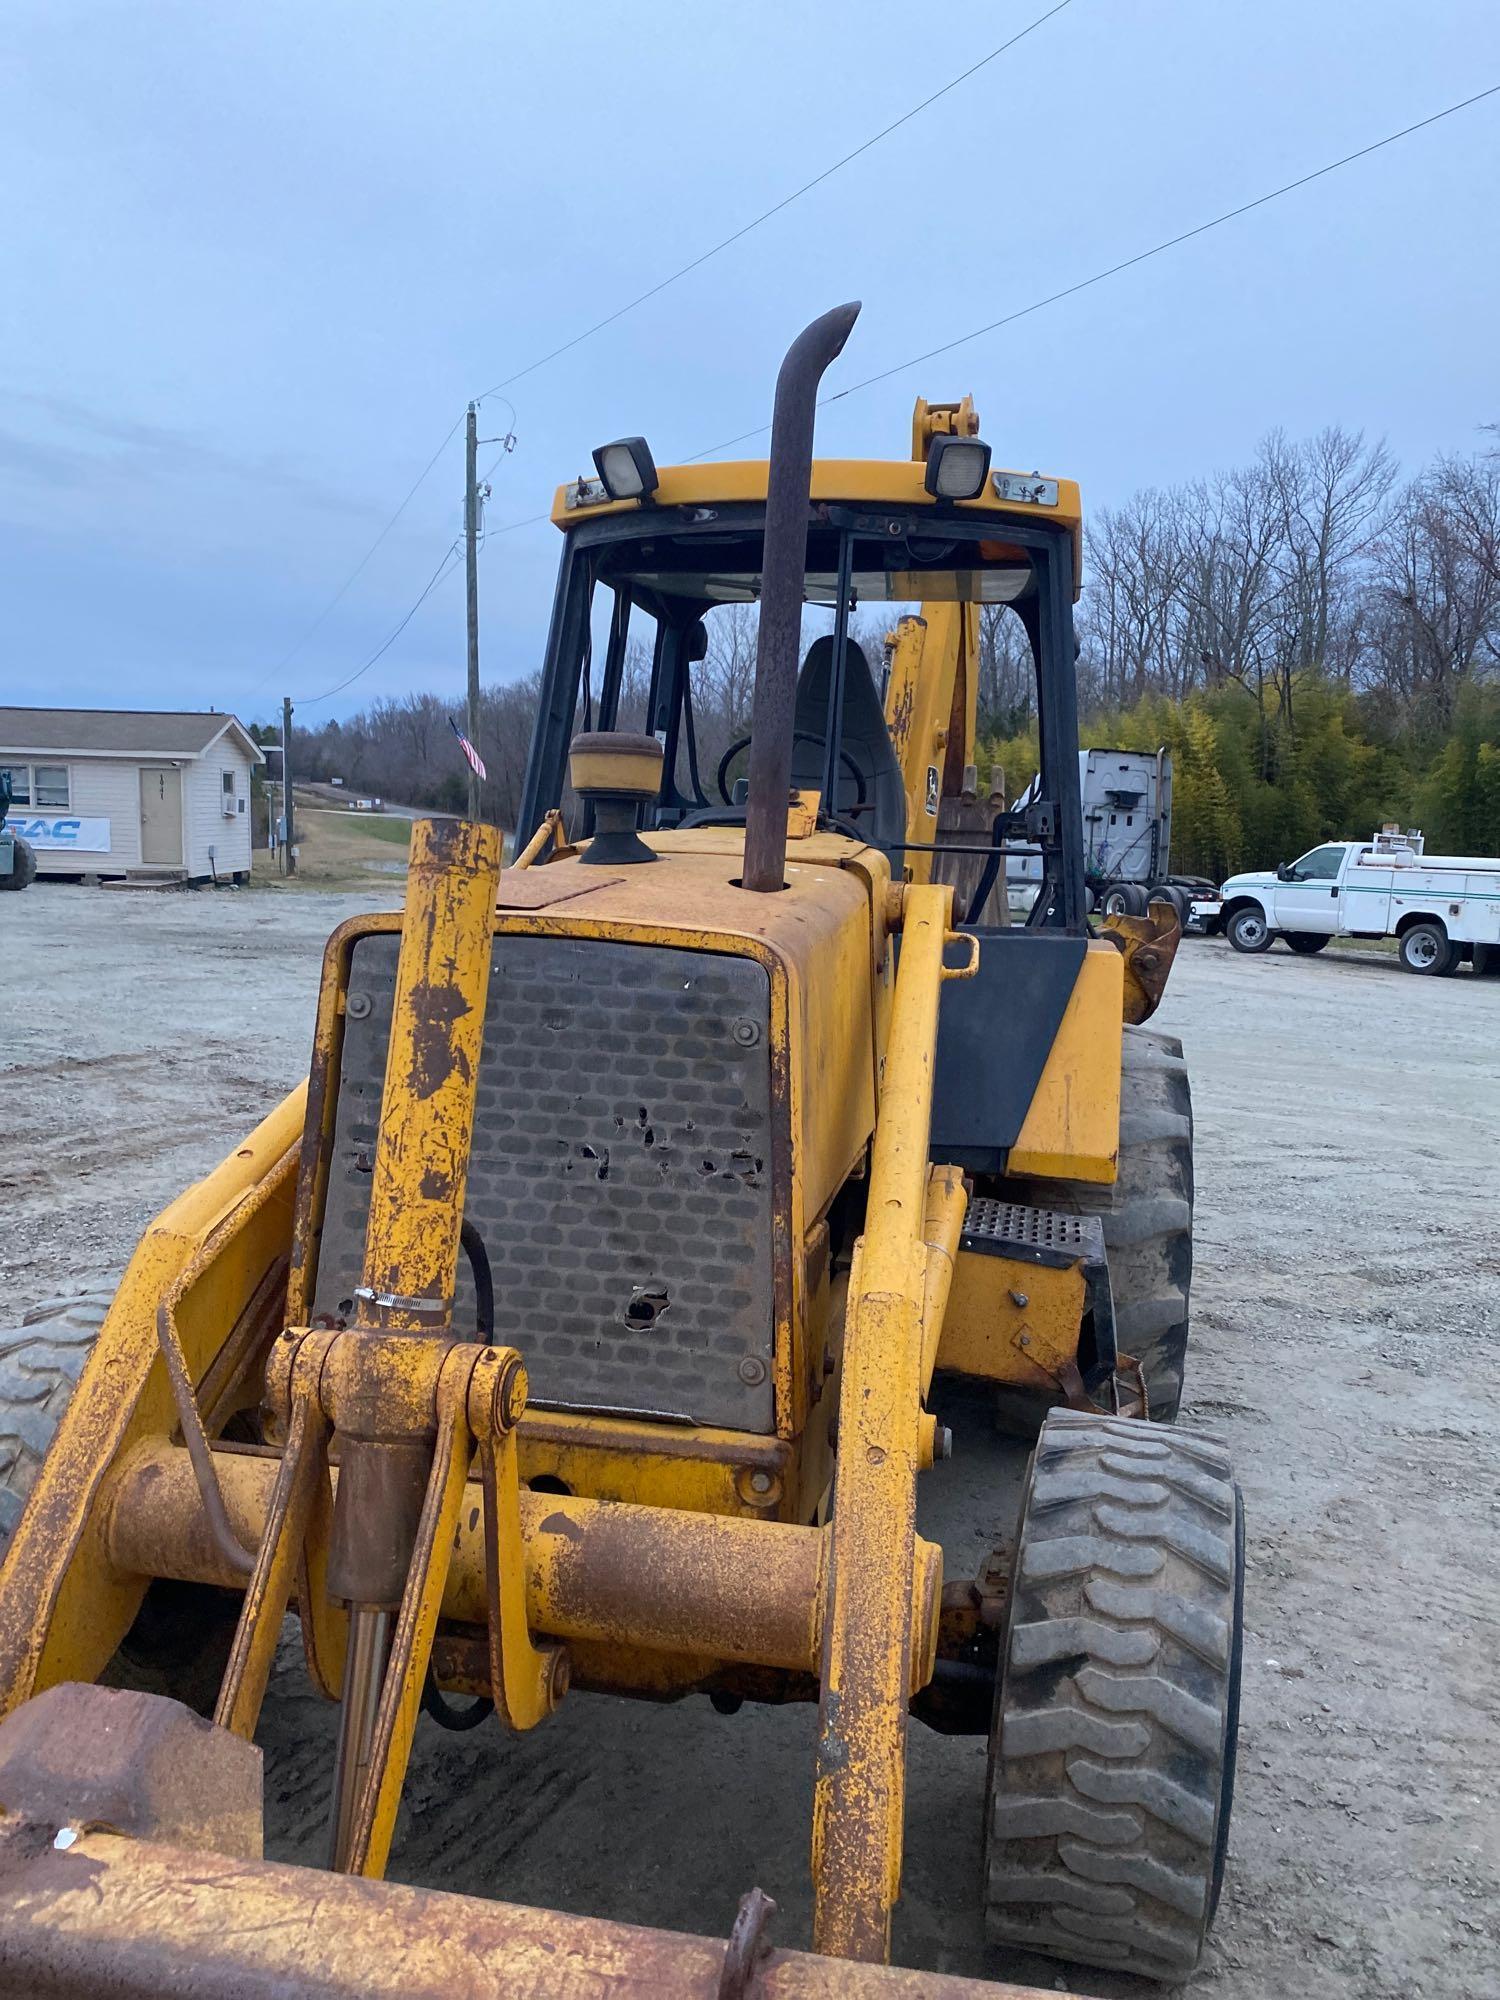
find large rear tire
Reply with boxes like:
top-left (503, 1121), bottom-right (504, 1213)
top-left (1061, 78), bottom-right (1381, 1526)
top-left (984, 1408), bottom-right (1244, 1982)
top-left (0, 1288), bottom-right (239, 1714)
top-left (0, 836), bottom-right (37, 890)
top-left (998, 1027), bottom-right (1194, 1429)
top-left (0, 1293), bottom-right (114, 1550)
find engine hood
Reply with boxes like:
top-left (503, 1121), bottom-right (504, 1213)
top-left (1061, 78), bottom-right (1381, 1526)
top-left (1220, 869), bottom-right (1277, 897)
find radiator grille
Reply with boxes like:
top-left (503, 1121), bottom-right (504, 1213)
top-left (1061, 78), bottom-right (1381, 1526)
top-left (313, 932), bottom-right (777, 1430)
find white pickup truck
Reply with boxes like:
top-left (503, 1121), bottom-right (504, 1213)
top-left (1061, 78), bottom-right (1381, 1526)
top-left (1219, 830), bottom-right (1500, 975)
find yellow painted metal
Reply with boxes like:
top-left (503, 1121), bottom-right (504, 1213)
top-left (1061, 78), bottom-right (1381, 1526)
top-left (0, 1089), bottom-right (304, 1714)
top-left (882, 606), bottom-right (980, 878)
top-left (508, 808), bottom-right (564, 871)
top-left (104, 1441), bottom-right (903, 1680)
top-left (360, 817), bottom-right (503, 1328)
top-left (214, 1389), bottom-right (337, 1740)
top-left (1007, 941), bottom-right (1124, 1184)
top-left (550, 455), bottom-right (1085, 591)
top-left (469, 1350), bottom-right (566, 1734)
top-left (936, 1251), bottom-right (1090, 1388)
top-left (812, 882), bottom-right (955, 1965)
top-left (918, 1166), bottom-right (968, 1393)
top-left (910, 394), bottom-right (980, 458)
top-left (568, 738), bottom-right (663, 795)
top-left (518, 1412), bottom-right (794, 1518)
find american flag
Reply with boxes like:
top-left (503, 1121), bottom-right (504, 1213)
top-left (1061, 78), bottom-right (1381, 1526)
top-left (449, 717), bottom-right (487, 781)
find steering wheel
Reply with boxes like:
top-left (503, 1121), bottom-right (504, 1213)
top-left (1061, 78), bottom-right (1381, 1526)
top-left (716, 731), bottom-right (869, 809)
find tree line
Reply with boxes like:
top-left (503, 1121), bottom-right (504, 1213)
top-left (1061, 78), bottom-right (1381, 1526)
top-left (261, 426), bottom-right (1499, 878)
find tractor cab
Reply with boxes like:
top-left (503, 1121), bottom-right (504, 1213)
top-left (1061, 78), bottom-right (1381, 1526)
top-left (518, 407), bottom-right (1091, 934)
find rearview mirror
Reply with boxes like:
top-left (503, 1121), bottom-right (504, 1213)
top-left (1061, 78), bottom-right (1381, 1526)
top-left (1276, 862), bottom-right (1293, 882)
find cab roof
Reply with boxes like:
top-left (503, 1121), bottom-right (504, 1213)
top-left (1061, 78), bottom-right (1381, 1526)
top-left (550, 456), bottom-right (1083, 587)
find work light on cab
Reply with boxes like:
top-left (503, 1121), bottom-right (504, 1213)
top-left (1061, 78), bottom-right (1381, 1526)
top-left (923, 431), bottom-right (992, 500)
top-left (591, 436), bottom-right (658, 501)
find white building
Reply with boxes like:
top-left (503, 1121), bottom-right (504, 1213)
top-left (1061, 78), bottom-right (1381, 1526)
top-left (0, 708), bottom-right (264, 883)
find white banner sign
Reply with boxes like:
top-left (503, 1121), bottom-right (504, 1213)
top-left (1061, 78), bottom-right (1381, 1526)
top-left (12, 815), bottom-right (112, 853)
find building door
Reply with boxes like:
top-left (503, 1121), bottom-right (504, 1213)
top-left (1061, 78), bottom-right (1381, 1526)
top-left (139, 766), bottom-right (183, 865)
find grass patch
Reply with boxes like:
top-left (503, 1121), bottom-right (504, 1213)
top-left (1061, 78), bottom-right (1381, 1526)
top-left (251, 809), bottom-right (413, 892)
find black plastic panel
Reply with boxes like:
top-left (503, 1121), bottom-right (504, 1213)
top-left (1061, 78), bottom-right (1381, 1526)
top-left (929, 931), bottom-right (1088, 1171)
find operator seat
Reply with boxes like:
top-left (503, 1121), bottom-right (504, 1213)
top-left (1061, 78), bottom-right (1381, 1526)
top-left (788, 635), bottom-right (907, 855)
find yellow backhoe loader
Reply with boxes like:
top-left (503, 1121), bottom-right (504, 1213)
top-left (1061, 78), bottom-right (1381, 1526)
top-left (0, 304), bottom-right (1241, 1996)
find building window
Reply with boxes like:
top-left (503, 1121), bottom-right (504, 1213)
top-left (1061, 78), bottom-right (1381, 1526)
top-left (1, 764), bottom-right (69, 807)
top-left (222, 769), bottom-right (236, 795)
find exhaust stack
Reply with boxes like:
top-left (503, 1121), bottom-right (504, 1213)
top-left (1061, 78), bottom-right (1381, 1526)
top-left (740, 301), bottom-right (861, 893)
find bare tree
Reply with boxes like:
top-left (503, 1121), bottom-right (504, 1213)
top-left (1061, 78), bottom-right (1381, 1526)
top-left (977, 604), bottom-right (1035, 733)
top-left (1261, 426), bottom-right (1396, 681)
top-left (1363, 457), bottom-right (1500, 726)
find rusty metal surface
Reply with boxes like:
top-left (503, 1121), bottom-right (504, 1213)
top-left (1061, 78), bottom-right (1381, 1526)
top-left (103, 1441), bottom-right (840, 1676)
top-left (315, 933), bottom-right (778, 1430)
top-left (1100, 898), bottom-right (1181, 1024)
top-left (0, 1818), bottom-right (1070, 1998)
top-left (812, 884), bottom-right (954, 1964)
top-left (719, 1885), bottom-right (779, 2000)
top-left (742, 301), bottom-right (861, 893)
top-left (0, 1683), bottom-right (263, 1858)
top-left (357, 815), bottom-right (502, 1326)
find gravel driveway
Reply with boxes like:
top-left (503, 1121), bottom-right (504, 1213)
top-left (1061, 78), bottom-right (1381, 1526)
top-left (2, 883), bottom-right (1496, 1997)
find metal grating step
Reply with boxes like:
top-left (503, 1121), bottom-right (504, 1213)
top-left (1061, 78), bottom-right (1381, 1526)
top-left (963, 1198), bottom-right (1093, 1256)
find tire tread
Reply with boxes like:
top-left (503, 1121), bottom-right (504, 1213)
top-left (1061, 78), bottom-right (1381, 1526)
top-left (984, 1411), bottom-right (1243, 1980)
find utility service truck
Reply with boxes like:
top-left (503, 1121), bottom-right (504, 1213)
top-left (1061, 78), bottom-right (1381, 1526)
top-left (1219, 827), bottom-right (1500, 974)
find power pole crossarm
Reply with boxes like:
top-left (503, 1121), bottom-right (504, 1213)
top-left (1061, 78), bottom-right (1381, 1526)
top-left (465, 403), bottom-right (482, 824)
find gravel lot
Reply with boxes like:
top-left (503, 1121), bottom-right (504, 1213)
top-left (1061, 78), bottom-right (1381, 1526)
top-left (3, 881), bottom-right (1497, 1998)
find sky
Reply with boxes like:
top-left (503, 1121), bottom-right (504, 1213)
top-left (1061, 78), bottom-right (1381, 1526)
top-left (1, 1), bottom-right (1497, 729)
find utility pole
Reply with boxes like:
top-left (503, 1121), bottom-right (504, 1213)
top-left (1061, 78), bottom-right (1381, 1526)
top-left (464, 401), bottom-right (481, 822)
top-left (281, 694), bottom-right (296, 876)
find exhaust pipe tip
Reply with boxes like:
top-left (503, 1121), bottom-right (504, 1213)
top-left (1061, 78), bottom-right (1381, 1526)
top-left (740, 302), bottom-right (862, 895)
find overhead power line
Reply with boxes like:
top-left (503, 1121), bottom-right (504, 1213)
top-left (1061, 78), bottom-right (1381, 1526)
top-left (295, 539), bottom-right (463, 707)
top-left (681, 82), bottom-right (1500, 461)
top-left (246, 413), bottom-right (466, 704)
top-left (473, 0), bottom-right (1075, 401)
top-left (253, 8), bottom-right (1074, 708)
top-left (292, 78), bottom-right (1500, 707)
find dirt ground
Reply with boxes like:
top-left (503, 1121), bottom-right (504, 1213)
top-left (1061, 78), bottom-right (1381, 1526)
top-left (2, 880), bottom-right (1497, 1999)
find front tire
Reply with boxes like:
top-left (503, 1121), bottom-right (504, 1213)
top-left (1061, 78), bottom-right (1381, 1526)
top-left (0, 1288), bottom-right (239, 1714)
top-left (984, 1408), bottom-right (1244, 1983)
top-left (1282, 932), bottom-right (1330, 955)
top-left (1398, 921), bottom-right (1454, 976)
top-left (1224, 905), bottom-right (1272, 954)
top-left (0, 836), bottom-right (37, 891)
top-left (0, 1293), bottom-right (113, 1549)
